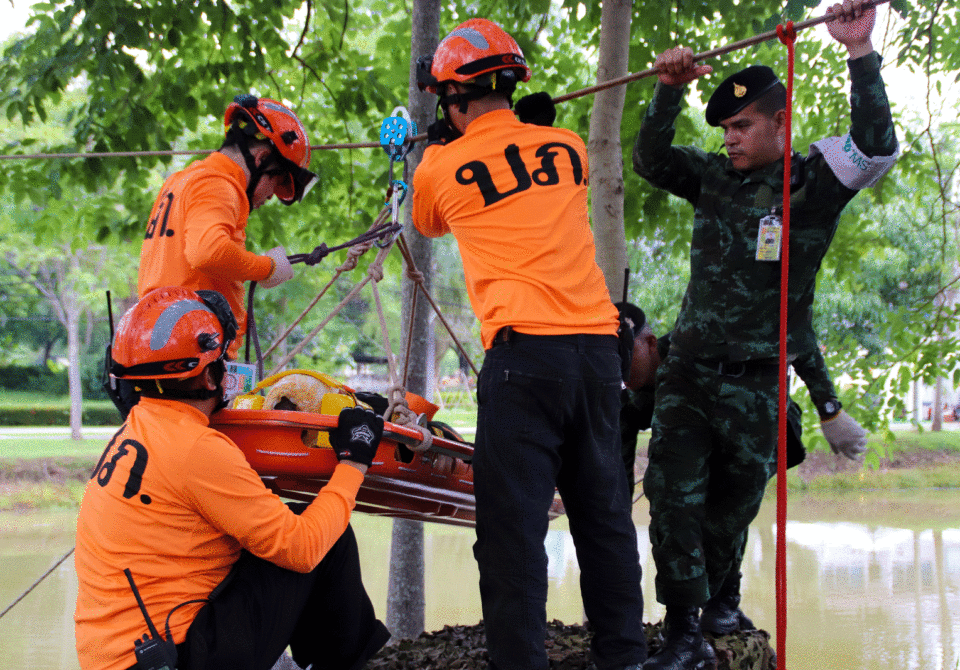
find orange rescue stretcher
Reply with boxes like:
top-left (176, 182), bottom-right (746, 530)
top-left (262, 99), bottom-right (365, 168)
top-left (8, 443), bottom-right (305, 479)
top-left (213, 407), bottom-right (480, 527)
top-left (211, 369), bottom-right (564, 527)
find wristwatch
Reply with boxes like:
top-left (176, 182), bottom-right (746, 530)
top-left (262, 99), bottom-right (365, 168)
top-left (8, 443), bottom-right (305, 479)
top-left (818, 398), bottom-right (841, 421)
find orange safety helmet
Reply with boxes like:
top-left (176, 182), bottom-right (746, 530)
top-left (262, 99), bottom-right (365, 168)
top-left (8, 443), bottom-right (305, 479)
top-left (110, 287), bottom-right (237, 381)
top-left (224, 94), bottom-right (318, 205)
top-left (417, 18), bottom-right (531, 94)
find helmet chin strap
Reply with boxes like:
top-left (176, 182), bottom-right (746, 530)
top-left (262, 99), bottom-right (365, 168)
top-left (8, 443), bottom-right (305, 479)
top-left (439, 85), bottom-right (489, 116)
top-left (227, 126), bottom-right (282, 212)
top-left (143, 360), bottom-right (228, 405)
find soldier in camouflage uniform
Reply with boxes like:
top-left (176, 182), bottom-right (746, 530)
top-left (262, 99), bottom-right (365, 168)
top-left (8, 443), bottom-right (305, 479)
top-left (631, 1), bottom-right (897, 668)
top-left (616, 311), bottom-right (861, 505)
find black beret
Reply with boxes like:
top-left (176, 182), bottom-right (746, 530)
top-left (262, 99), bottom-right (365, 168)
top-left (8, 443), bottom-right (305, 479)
top-left (615, 302), bottom-right (646, 336)
top-left (705, 65), bottom-right (782, 127)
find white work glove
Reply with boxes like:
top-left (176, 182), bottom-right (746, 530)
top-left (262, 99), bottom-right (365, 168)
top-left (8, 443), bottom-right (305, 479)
top-left (820, 410), bottom-right (868, 460)
top-left (260, 246), bottom-right (294, 289)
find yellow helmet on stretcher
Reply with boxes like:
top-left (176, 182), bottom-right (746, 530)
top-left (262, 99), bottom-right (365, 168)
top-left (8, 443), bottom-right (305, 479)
top-left (232, 369), bottom-right (364, 448)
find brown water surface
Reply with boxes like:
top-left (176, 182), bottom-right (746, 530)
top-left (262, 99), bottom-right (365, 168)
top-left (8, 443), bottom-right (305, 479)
top-left (1, 490), bottom-right (957, 670)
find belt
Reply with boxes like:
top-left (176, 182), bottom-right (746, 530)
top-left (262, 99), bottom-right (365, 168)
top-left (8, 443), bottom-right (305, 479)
top-left (696, 357), bottom-right (780, 378)
top-left (491, 326), bottom-right (617, 349)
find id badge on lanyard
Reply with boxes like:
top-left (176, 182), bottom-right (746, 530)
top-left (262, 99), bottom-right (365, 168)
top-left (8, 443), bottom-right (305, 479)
top-left (756, 208), bottom-right (783, 262)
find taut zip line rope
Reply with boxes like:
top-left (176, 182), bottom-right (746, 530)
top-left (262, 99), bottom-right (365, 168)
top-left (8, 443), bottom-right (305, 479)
top-left (0, 0), bottom-right (890, 163)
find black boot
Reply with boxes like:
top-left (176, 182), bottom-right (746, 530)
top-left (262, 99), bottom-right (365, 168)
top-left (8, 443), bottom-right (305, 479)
top-left (699, 572), bottom-right (755, 636)
top-left (642, 606), bottom-right (717, 670)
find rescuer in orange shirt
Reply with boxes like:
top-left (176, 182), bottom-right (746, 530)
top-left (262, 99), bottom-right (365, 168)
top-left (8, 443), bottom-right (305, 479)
top-left (412, 19), bottom-right (646, 670)
top-left (75, 287), bottom-right (389, 670)
top-left (138, 95), bottom-right (318, 360)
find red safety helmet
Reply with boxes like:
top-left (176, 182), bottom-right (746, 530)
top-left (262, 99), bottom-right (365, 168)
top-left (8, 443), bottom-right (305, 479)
top-left (418, 18), bottom-right (531, 94)
top-left (110, 287), bottom-right (237, 381)
top-left (224, 95), bottom-right (318, 205)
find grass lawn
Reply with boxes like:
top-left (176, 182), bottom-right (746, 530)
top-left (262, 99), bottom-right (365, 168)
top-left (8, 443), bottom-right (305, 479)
top-left (881, 426), bottom-right (960, 454)
top-left (0, 436), bottom-right (111, 460)
top-left (0, 390), bottom-right (115, 411)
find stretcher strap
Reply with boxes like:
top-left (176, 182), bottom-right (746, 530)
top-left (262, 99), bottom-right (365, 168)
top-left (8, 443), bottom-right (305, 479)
top-left (776, 20), bottom-right (797, 670)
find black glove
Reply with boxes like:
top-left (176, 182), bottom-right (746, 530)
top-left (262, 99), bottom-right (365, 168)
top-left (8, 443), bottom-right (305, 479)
top-left (426, 119), bottom-right (459, 146)
top-left (354, 391), bottom-right (389, 417)
top-left (330, 406), bottom-right (384, 468)
top-left (515, 92), bottom-right (556, 127)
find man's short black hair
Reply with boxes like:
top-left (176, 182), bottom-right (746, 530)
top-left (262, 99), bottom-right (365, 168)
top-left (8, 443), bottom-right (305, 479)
top-left (753, 83), bottom-right (787, 118)
top-left (615, 302), bottom-right (646, 337)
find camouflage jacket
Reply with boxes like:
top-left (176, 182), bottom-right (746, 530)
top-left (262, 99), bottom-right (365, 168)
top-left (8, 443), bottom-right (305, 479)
top-left (792, 343), bottom-right (840, 418)
top-left (632, 52), bottom-right (898, 361)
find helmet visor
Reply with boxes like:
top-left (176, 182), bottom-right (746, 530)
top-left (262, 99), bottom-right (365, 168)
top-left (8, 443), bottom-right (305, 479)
top-left (276, 166), bottom-right (319, 205)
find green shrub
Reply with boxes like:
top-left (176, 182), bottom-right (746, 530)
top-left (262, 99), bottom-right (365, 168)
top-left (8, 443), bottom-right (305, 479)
top-left (0, 406), bottom-right (120, 427)
top-left (0, 364), bottom-right (69, 394)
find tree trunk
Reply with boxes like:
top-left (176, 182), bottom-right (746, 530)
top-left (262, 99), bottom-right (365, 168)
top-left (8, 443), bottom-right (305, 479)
top-left (588, 0), bottom-right (633, 301)
top-left (385, 0), bottom-right (440, 642)
top-left (913, 379), bottom-right (921, 425)
top-left (66, 254), bottom-right (83, 441)
top-left (933, 376), bottom-right (944, 431)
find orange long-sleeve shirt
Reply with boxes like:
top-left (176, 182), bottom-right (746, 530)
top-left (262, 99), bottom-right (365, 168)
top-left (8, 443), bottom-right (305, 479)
top-left (74, 397), bottom-right (363, 670)
top-left (137, 152), bottom-right (273, 358)
top-left (412, 109), bottom-right (617, 349)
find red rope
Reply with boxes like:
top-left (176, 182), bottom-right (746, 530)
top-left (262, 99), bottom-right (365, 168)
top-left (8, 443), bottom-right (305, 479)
top-left (775, 20), bottom-right (797, 670)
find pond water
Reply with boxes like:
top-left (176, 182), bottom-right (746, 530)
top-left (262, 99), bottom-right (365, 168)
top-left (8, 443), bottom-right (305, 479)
top-left (1, 490), bottom-right (958, 670)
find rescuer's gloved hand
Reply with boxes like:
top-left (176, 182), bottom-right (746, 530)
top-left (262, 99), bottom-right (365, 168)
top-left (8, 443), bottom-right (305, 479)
top-left (515, 92), bottom-right (556, 127)
top-left (426, 119), bottom-right (459, 146)
top-left (820, 410), bottom-right (868, 460)
top-left (330, 406), bottom-right (384, 469)
top-left (354, 391), bottom-right (389, 417)
top-left (261, 246), bottom-right (294, 288)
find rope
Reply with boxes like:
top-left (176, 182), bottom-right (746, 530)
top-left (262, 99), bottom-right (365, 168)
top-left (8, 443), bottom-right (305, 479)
top-left (265, 243), bottom-right (394, 377)
top-left (395, 234), bottom-right (480, 378)
top-left (261, 208), bottom-right (392, 361)
top-left (553, 0), bottom-right (890, 104)
top-left (245, 216), bottom-right (398, 373)
top-left (0, 0), bottom-right (890, 164)
top-left (0, 547), bottom-right (74, 620)
top-left (775, 20), bottom-right (797, 670)
top-left (286, 221), bottom-right (401, 267)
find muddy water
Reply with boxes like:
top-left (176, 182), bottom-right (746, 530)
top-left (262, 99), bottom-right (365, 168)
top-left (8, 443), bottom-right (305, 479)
top-left (1, 490), bottom-right (958, 670)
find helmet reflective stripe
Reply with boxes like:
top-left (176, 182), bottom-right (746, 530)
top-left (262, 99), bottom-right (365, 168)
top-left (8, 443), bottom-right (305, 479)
top-left (150, 300), bottom-right (215, 351)
top-left (443, 27), bottom-right (488, 50)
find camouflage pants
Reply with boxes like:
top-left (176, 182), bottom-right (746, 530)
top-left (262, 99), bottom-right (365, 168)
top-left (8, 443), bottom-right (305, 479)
top-left (644, 353), bottom-right (779, 607)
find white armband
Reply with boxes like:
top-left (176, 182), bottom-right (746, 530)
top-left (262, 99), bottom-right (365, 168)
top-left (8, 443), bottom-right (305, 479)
top-left (809, 133), bottom-right (899, 190)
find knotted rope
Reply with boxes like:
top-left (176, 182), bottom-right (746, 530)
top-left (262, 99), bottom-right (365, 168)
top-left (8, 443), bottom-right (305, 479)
top-left (260, 208), bottom-right (394, 362)
top-left (245, 216), bottom-right (400, 377)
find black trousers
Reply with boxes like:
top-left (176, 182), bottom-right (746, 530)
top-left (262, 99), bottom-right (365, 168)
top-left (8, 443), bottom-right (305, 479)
top-left (474, 334), bottom-right (646, 670)
top-left (171, 524), bottom-right (389, 670)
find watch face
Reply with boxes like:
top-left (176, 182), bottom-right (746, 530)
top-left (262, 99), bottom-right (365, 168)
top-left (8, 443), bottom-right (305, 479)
top-left (823, 400), bottom-right (838, 415)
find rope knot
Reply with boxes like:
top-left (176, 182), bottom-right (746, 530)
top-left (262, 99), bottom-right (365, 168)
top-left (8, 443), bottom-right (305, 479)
top-left (405, 266), bottom-right (425, 284)
top-left (777, 21), bottom-right (796, 44)
top-left (305, 244), bottom-right (330, 266)
top-left (367, 263), bottom-right (384, 282)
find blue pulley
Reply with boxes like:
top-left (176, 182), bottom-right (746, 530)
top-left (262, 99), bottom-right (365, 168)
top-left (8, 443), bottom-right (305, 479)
top-left (379, 107), bottom-right (417, 162)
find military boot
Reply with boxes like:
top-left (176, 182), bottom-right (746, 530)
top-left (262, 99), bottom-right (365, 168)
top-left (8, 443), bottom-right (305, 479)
top-left (642, 606), bottom-right (717, 670)
top-left (699, 572), bottom-right (755, 636)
